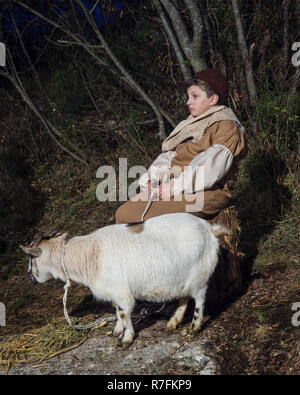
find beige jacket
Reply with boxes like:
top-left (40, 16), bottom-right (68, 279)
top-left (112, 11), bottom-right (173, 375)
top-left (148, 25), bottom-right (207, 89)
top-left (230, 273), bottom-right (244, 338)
top-left (138, 106), bottom-right (246, 214)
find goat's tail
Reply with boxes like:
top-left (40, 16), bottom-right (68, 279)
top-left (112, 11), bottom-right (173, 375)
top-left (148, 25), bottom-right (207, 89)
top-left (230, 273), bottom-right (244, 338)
top-left (210, 224), bottom-right (231, 237)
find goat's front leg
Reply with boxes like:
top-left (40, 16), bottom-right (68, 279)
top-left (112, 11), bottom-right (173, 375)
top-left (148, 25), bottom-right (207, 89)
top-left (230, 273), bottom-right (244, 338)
top-left (112, 305), bottom-right (124, 337)
top-left (115, 300), bottom-right (135, 349)
top-left (166, 297), bottom-right (189, 330)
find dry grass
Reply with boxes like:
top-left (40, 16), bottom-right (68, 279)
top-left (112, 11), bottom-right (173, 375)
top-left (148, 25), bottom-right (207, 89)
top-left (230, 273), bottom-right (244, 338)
top-left (0, 316), bottom-right (109, 374)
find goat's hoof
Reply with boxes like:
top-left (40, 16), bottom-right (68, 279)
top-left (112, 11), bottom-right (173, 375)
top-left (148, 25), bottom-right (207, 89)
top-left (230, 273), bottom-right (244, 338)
top-left (117, 334), bottom-right (123, 347)
top-left (190, 321), bottom-right (201, 334)
top-left (166, 319), bottom-right (178, 331)
top-left (116, 334), bottom-right (133, 349)
top-left (121, 340), bottom-right (133, 350)
top-left (112, 327), bottom-right (123, 337)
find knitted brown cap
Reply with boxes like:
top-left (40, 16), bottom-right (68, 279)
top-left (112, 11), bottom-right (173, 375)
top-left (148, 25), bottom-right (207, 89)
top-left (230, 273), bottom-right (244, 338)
top-left (194, 69), bottom-right (229, 103)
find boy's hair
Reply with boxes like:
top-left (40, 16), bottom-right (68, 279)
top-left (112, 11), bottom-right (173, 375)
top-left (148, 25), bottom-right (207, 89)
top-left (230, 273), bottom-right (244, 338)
top-left (186, 78), bottom-right (218, 101)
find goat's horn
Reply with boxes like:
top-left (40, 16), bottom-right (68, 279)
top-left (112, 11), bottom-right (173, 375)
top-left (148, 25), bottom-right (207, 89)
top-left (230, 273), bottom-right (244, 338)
top-left (44, 227), bottom-right (63, 238)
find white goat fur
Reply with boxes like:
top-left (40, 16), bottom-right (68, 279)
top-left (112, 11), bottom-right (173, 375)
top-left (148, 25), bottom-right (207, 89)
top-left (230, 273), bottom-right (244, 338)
top-left (24, 213), bottom-right (229, 348)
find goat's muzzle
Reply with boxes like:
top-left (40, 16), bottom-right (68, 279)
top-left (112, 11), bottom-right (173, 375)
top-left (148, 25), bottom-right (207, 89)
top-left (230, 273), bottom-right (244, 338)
top-left (27, 255), bottom-right (37, 283)
top-left (28, 270), bottom-right (37, 283)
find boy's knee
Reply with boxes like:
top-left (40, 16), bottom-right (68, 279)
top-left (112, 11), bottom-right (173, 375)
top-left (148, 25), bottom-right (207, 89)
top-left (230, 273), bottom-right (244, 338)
top-left (115, 201), bottom-right (141, 224)
top-left (115, 204), bottom-right (126, 224)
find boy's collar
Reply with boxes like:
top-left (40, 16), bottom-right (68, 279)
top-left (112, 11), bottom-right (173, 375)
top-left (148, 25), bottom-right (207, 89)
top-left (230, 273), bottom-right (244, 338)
top-left (188, 105), bottom-right (227, 121)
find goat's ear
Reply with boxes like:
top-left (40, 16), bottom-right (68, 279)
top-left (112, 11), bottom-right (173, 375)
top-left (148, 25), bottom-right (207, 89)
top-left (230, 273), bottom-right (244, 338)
top-left (20, 245), bottom-right (42, 257)
top-left (30, 247), bottom-right (42, 257)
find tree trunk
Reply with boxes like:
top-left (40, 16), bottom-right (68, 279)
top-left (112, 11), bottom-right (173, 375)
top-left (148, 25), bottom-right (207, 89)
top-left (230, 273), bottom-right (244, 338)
top-left (183, 0), bottom-right (207, 71)
top-left (158, 0), bottom-right (207, 79)
top-left (152, 0), bottom-right (192, 81)
top-left (231, 0), bottom-right (257, 107)
top-left (283, 0), bottom-right (290, 70)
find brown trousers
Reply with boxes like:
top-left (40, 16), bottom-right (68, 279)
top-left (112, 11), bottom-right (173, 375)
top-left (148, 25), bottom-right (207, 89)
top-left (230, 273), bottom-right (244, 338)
top-left (115, 189), bottom-right (230, 224)
top-left (116, 196), bottom-right (206, 224)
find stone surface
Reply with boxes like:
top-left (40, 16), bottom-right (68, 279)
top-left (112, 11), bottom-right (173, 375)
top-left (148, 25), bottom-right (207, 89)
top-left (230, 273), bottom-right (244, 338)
top-left (3, 325), bottom-right (219, 375)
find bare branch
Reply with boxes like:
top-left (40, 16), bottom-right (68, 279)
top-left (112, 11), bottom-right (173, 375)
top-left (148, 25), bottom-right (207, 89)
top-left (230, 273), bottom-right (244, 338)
top-left (10, 8), bottom-right (50, 103)
top-left (75, 0), bottom-right (166, 139)
top-left (57, 39), bottom-right (103, 50)
top-left (0, 69), bottom-right (87, 165)
top-left (0, 35), bottom-right (88, 165)
top-left (90, 0), bottom-right (100, 15)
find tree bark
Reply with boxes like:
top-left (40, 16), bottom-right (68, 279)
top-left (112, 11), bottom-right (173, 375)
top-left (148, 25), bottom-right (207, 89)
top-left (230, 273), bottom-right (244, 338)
top-left (183, 0), bottom-right (207, 71)
top-left (158, 0), bottom-right (207, 76)
top-left (231, 0), bottom-right (257, 107)
top-left (283, 0), bottom-right (290, 70)
top-left (152, 0), bottom-right (192, 81)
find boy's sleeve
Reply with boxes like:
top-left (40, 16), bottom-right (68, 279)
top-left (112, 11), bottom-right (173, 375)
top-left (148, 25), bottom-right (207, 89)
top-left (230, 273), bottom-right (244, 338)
top-left (138, 151), bottom-right (177, 191)
top-left (172, 121), bottom-right (245, 195)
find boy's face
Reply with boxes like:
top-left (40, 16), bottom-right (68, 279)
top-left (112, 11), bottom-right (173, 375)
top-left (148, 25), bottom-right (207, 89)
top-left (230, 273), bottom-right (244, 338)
top-left (187, 85), bottom-right (219, 117)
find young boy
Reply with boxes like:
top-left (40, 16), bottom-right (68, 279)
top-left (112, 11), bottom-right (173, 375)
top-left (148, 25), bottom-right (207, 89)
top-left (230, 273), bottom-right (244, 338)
top-left (115, 69), bottom-right (246, 224)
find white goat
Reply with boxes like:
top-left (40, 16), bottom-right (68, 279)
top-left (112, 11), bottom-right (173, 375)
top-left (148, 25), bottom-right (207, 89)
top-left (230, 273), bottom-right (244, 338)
top-left (20, 213), bottom-right (229, 349)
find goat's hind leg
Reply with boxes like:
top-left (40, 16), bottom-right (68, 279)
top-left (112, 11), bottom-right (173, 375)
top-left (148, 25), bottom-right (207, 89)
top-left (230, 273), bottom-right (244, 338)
top-left (190, 286), bottom-right (207, 333)
top-left (166, 297), bottom-right (189, 331)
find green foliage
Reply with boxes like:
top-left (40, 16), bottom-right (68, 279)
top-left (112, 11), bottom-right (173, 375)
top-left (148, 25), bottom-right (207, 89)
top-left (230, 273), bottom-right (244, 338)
top-left (252, 185), bottom-right (299, 274)
top-left (46, 63), bottom-right (88, 115)
top-left (0, 137), bottom-right (44, 260)
top-left (254, 92), bottom-right (300, 156)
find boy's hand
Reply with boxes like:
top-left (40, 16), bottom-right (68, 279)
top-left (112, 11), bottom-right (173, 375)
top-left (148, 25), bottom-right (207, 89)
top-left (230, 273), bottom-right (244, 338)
top-left (158, 183), bottom-right (174, 200)
top-left (147, 180), bottom-right (158, 198)
top-left (147, 180), bottom-right (174, 200)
